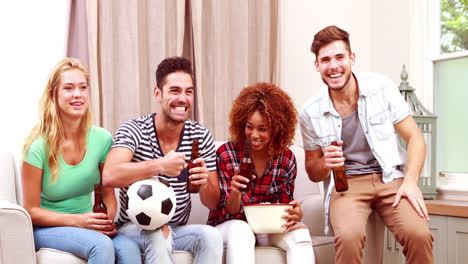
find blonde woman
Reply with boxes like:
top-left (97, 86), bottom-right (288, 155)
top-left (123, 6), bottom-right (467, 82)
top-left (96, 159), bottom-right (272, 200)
top-left (21, 58), bottom-right (141, 263)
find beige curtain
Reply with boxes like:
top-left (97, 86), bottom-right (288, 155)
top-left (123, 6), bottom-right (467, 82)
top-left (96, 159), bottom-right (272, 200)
top-left (190, 0), bottom-right (279, 140)
top-left (85, 0), bottom-right (278, 139)
top-left (86, 0), bottom-right (187, 133)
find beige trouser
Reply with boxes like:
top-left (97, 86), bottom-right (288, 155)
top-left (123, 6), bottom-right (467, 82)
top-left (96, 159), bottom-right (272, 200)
top-left (330, 173), bottom-right (434, 264)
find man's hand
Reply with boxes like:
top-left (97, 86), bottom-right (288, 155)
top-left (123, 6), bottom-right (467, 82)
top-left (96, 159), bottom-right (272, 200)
top-left (323, 140), bottom-right (345, 169)
top-left (160, 150), bottom-right (186, 176)
top-left (188, 158), bottom-right (209, 188)
top-left (393, 180), bottom-right (430, 221)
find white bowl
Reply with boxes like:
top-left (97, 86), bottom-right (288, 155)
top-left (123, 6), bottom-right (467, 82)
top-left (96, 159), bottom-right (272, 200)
top-left (243, 203), bottom-right (293, 234)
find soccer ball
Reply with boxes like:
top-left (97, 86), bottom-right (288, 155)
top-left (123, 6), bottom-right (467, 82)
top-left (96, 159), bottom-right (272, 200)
top-left (126, 176), bottom-right (176, 230)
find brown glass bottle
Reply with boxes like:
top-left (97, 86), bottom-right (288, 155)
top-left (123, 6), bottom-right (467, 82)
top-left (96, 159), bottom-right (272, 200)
top-left (331, 141), bottom-right (348, 192)
top-left (238, 139), bottom-right (253, 192)
top-left (187, 139), bottom-right (201, 193)
top-left (93, 183), bottom-right (107, 214)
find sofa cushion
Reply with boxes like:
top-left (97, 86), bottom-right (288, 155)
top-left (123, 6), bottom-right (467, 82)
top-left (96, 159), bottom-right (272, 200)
top-left (36, 248), bottom-right (87, 264)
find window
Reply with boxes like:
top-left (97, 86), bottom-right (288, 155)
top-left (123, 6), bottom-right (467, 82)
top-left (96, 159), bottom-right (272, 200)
top-left (440, 0), bottom-right (468, 54)
top-left (431, 0), bottom-right (468, 195)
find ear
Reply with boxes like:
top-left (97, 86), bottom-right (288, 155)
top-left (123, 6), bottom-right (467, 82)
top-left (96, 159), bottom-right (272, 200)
top-left (154, 86), bottom-right (162, 100)
top-left (350, 52), bottom-right (356, 66)
top-left (315, 60), bottom-right (320, 72)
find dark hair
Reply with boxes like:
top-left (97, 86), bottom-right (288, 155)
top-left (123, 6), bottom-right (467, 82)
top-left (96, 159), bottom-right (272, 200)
top-left (156, 56), bottom-right (193, 89)
top-left (311, 25), bottom-right (351, 57)
top-left (229, 82), bottom-right (297, 157)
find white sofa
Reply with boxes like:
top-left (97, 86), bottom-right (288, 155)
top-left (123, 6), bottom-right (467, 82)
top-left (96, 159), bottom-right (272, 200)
top-left (0, 143), bottom-right (384, 264)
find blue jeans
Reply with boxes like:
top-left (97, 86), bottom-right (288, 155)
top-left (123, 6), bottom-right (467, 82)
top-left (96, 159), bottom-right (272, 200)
top-left (119, 222), bottom-right (223, 264)
top-left (33, 226), bottom-right (142, 264)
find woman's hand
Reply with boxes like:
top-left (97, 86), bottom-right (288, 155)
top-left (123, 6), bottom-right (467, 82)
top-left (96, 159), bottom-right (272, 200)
top-left (231, 167), bottom-right (256, 193)
top-left (75, 212), bottom-right (116, 236)
top-left (231, 167), bottom-right (249, 193)
top-left (282, 200), bottom-right (303, 232)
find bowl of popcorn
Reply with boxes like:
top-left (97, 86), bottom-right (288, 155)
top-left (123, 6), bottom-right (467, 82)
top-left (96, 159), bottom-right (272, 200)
top-left (243, 203), bottom-right (293, 233)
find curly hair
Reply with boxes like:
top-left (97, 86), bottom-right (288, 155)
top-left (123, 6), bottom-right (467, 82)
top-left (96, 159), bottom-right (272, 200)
top-left (311, 25), bottom-right (351, 57)
top-left (156, 56), bottom-right (193, 89)
top-left (229, 82), bottom-right (298, 157)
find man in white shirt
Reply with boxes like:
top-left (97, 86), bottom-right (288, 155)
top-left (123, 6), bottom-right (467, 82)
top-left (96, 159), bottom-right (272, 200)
top-left (299, 25), bottom-right (433, 264)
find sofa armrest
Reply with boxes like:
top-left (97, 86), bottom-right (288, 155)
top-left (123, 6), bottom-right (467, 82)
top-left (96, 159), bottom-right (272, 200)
top-left (299, 194), bottom-right (326, 236)
top-left (0, 200), bottom-right (36, 264)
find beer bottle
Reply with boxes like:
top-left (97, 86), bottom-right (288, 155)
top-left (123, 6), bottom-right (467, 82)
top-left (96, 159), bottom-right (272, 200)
top-left (93, 183), bottom-right (107, 214)
top-left (331, 141), bottom-right (348, 192)
top-left (239, 139), bottom-right (253, 192)
top-left (186, 139), bottom-right (201, 193)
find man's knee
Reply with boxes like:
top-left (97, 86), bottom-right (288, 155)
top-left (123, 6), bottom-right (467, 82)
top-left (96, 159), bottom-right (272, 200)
top-left (146, 227), bottom-right (173, 251)
top-left (334, 225), bottom-right (366, 246)
top-left (400, 224), bottom-right (433, 245)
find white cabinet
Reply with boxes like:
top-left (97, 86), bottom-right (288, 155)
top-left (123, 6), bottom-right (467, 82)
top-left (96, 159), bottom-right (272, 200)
top-left (383, 214), bottom-right (468, 264)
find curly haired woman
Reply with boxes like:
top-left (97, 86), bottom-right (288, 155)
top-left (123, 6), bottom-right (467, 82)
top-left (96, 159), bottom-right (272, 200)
top-left (208, 82), bottom-right (315, 264)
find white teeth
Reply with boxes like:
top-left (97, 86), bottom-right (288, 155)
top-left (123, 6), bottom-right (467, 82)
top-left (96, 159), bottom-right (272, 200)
top-left (174, 107), bottom-right (185, 111)
top-left (330, 73), bottom-right (341, 78)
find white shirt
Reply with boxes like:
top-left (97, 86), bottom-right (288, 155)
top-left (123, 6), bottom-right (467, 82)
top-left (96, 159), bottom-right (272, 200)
top-left (299, 72), bottom-right (411, 234)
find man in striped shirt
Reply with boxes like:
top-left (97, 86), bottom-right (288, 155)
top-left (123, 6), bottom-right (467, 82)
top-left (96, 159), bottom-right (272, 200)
top-left (103, 57), bottom-right (223, 264)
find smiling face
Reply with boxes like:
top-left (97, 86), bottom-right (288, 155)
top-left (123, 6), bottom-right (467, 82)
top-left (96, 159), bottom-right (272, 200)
top-left (315, 40), bottom-right (355, 91)
top-left (155, 71), bottom-right (194, 124)
top-left (56, 69), bottom-right (89, 121)
top-left (244, 111), bottom-right (272, 153)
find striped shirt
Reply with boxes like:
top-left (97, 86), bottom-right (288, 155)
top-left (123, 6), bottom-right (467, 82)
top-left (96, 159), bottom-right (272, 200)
top-left (113, 113), bottom-right (216, 227)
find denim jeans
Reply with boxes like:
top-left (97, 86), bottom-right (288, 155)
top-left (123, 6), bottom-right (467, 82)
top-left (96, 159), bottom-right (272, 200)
top-left (33, 226), bottom-right (142, 264)
top-left (119, 222), bottom-right (223, 264)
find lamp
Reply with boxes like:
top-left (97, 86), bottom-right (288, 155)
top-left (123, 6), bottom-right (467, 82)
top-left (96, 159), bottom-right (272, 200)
top-left (398, 65), bottom-right (437, 199)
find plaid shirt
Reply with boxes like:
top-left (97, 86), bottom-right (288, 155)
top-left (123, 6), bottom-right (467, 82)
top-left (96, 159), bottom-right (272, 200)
top-left (207, 141), bottom-right (296, 226)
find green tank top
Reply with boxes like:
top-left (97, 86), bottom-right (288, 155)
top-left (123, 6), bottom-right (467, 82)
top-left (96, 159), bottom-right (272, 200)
top-left (23, 126), bottom-right (112, 214)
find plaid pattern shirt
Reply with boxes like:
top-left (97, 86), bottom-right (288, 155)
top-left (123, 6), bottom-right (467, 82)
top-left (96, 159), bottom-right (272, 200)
top-left (207, 141), bottom-right (296, 226)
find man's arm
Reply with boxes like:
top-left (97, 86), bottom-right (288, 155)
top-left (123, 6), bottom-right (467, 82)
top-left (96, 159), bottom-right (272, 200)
top-left (393, 115), bottom-right (429, 220)
top-left (102, 147), bottom-right (185, 188)
top-left (200, 170), bottom-right (220, 209)
top-left (188, 158), bottom-right (220, 210)
top-left (304, 142), bottom-right (345, 182)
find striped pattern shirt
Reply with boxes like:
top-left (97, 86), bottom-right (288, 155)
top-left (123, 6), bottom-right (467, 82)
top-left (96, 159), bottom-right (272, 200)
top-left (113, 113), bottom-right (216, 227)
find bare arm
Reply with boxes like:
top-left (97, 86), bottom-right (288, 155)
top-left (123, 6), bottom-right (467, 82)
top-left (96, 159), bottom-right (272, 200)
top-left (102, 147), bottom-right (186, 188)
top-left (100, 163), bottom-right (116, 221)
top-left (199, 170), bottom-right (220, 209)
top-left (394, 115), bottom-right (426, 184)
top-left (100, 163), bottom-right (118, 236)
top-left (304, 142), bottom-right (345, 182)
top-left (21, 162), bottom-right (113, 232)
top-left (393, 115), bottom-right (429, 220)
top-left (225, 167), bottom-right (245, 215)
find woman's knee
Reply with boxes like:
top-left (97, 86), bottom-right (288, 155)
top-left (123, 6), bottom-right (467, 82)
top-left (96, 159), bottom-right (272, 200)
top-left (197, 225), bottom-right (224, 250)
top-left (222, 220), bottom-right (255, 246)
top-left (88, 235), bottom-right (116, 262)
top-left (281, 227), bottom-right (312, 249)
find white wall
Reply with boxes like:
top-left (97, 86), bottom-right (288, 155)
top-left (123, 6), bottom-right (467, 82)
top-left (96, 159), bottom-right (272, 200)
top-left (0, 1), bottom-right (70, 155)
top-left (279, 0), bottom-right (428, 145)
top-left (0, 0), bottom-right (430, 151)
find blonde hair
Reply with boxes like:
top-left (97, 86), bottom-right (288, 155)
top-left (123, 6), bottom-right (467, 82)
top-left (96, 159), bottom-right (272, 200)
top-left (23, 58), bottom-right (92, 183)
